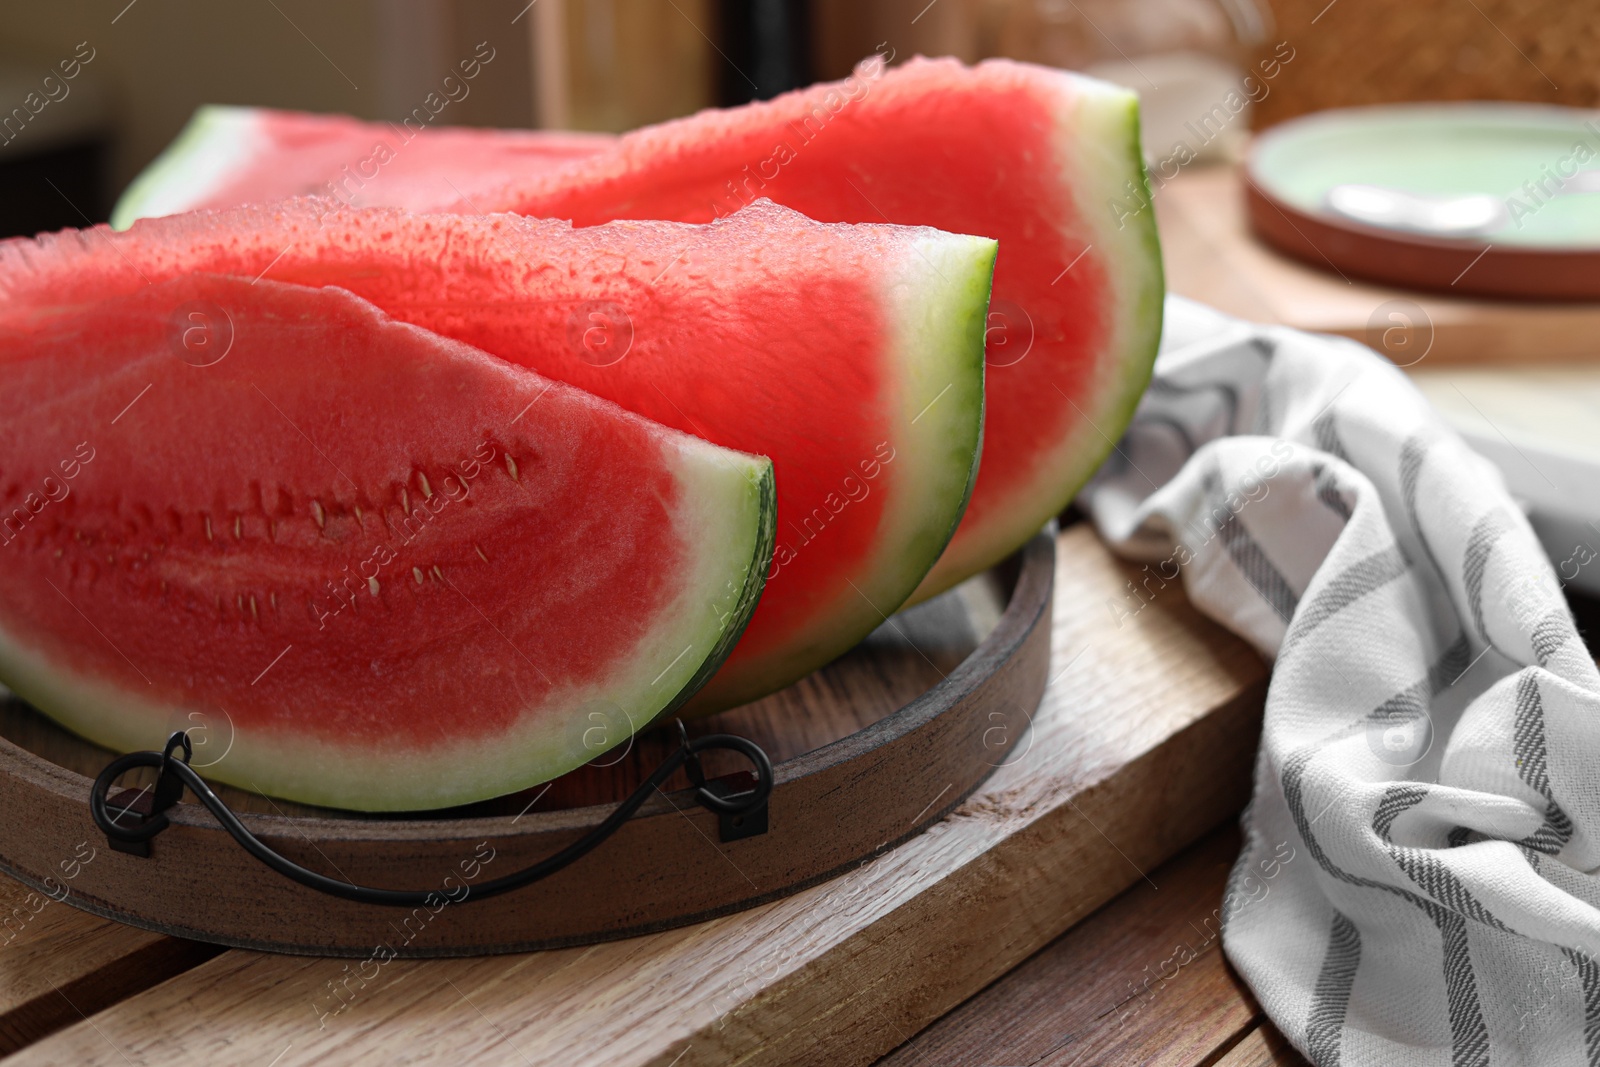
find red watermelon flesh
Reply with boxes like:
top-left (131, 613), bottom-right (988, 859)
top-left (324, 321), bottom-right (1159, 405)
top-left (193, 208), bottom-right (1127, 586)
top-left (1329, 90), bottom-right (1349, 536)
top-left (473, 55), bottom-right (1164, 600)
top-left (110, 105), bottom-right (612, 229)
top-left (0, 199), bottom-right (992, 713)
top-left (0, 273), bottom-right (774, 810)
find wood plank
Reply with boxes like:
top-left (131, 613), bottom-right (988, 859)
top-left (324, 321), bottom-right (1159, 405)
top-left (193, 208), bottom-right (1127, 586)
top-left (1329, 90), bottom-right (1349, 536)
top-left (0, 873), bottom-right (219, 1055)
top-left (875, 826), bottom-right (1263, 1067)
top-left (1215, 1024), bottom-right (1311, 1067)
top-left (1155, 164), bottom-right (1600, 366)
top-left (7, 524), bottom-right (1267, 1066)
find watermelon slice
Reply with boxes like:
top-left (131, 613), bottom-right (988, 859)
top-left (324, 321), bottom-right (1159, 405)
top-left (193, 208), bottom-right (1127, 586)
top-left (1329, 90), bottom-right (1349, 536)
top-left (114, 58), bottom-right (1163, 604)
top-left (1, 199), bottom-right (992, 713)
top-left (470, 56), bottom-right (1164, 601)
top-left (110, 105), bottom-right (612, 229)
top-left (0, 273), bottom-right (774, 810)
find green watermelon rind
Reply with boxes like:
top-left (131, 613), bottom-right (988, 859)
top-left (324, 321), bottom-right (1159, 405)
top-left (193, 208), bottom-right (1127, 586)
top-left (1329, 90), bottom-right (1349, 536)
top-left (657, 459), bottom-right (776, 722)
top-left (912, 71), bottom-right (1165, 601)
top-left (881, 233), bottom-right (994, 589)
top-left (682, 229), bottom-right (993, 712)
top-left (1048, 80), bottom-right (1164, 533)
top-left (111, 105), bottom-right (254, 231)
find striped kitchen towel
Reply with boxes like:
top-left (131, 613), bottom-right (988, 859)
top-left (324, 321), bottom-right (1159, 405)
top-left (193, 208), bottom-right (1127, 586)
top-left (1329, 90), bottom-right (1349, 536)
top-left (1080, 295), bottom-right (1600, 1066)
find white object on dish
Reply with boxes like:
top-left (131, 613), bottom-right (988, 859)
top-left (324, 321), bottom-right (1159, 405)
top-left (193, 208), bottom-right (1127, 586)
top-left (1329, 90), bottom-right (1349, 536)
top-left (1324, 182), bottom-right (1509, 237)
top-left (1325, 172), bottom-right (1600, 239)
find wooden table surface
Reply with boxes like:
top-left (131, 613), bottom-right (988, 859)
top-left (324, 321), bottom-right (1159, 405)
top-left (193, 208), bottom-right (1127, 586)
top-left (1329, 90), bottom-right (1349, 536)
top-left (0, 823), bottom-right (1311, 1066)
top-left (874, 824), bottom-right (1309, 1067)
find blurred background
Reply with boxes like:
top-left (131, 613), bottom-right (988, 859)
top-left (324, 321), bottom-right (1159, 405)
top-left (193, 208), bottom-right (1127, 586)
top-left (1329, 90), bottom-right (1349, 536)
top-left (1, 0), bottom-right (1594, 238)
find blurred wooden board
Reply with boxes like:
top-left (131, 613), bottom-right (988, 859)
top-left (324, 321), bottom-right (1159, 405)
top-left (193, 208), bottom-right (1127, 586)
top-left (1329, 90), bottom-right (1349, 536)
top-left (1156, 164), bottom-right (1600, 365)
top-left (0, 875), bottom-right (219, 1056)
top-left (1410, 365), bottom-right (1600, 461)
top-left (1217, 1025), bottom-right (1310, 1067)
top-left (1, 523), bottom-right (1267, 1065)
top-left (874, 825), bottom-right (1310, 1067)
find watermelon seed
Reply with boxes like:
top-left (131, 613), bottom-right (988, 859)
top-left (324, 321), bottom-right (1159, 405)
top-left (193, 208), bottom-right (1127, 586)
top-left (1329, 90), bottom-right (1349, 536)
top-left (249, 595), bottom-right (259, 621)
top-left (311, 500), bottom-right (326, 530)
top-left (431, 565), bottom-right (444, 582)
top-left (417, 471), bottom-right (432, 499)
top-left (505, 455), bottom-right (519, 482)
top-left (270, 591), bottom-right (278, 611)
top-left (400, 487), bottom-right (411, 515)
top-left (203, 515), bottom-right (213, 542)
top-left (474, 544), bottom-right (488, 563)
top-left (233, 515), bottom-right (242, 540)
top-left (235, 594), bottom-right (244, 613)
top-left (367, 577), bottom-right (380, 597)
top-left (353, 505), bottom-right (365, 529)
top-left (412, 567), bottom-right (424, 584)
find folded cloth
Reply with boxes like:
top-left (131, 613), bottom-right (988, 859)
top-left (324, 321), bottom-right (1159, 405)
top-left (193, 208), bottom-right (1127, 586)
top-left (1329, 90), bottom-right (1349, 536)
top-left (1080, 295), bottom-right (1600, 1066)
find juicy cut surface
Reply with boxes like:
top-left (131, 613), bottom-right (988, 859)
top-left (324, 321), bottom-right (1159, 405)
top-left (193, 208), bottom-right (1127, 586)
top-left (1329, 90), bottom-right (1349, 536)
top-left (0, 277), bottom-right (687, 744)
top-left (475, 56), bottom-right (1163, 597)
top-left (0, 271), bottom-right (775, 808)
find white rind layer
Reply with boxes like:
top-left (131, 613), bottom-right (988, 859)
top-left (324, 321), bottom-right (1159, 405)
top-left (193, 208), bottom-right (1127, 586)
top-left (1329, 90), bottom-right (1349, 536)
top-left (912, 67), bottom-right (1164, 601)
top-left (861, 231), bottom-right (991, 609)
top-left (110, 106), bottom-right (260, 230)
top-left (689, 229), bottom-right (992, 709)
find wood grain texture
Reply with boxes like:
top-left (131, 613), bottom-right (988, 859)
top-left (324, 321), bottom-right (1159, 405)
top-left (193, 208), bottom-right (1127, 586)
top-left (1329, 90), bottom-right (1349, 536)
top-left (1215, 1023), bottom-right (1312, 1067)
top-left (0, 537), bottom-right (1050, 955)
top-left (1155, 164), bottom-right (1600, 365)
top-left (7, 524), bottom-right (1268, 1066)
top-left (0, 873), bottom-right (220, 1055)
top-left (876, 826), bottom-right (1265, 1067)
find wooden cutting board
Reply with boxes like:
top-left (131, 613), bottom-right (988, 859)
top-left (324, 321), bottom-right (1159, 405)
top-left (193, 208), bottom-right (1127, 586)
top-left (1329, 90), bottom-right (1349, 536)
top-left (0, 522), bottom-right (1266, 1065)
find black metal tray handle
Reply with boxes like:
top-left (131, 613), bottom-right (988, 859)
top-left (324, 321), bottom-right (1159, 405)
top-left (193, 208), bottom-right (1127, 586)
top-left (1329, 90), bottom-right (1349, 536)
top-left (89, 723), bottom-right (773, 908)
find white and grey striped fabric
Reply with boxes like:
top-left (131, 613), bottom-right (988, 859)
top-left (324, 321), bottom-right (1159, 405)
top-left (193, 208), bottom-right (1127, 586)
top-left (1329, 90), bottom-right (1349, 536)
top-left (1080, 295), bottom-right (1600, 1066)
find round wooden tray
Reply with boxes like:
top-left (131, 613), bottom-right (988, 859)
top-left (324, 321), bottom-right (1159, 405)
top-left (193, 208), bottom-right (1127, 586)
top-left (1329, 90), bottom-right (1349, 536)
top-left (0, 532), bottom-right (1054, 957)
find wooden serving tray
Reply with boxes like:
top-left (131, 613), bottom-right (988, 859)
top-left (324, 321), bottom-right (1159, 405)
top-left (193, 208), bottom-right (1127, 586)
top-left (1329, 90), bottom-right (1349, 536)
top-left (0, 533), bottom-right (1054, 955)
